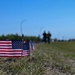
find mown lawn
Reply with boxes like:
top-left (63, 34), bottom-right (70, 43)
top-left (50, 41), bottom-right (75, 59)
top-left (0, 41), bottom-right (75, 75)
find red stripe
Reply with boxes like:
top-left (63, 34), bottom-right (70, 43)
top-left (0, 41), bottom-right (12, 44)
top-left (0, 48), bottom-right (12, 50)
top-left (0, 56), bottom-right (21, 57)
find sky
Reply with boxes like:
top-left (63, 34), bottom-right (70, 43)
top-left (0, 0), bottom-right (75, 40)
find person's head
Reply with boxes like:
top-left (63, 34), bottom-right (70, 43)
top-left (44, 31), bottom-right (46, 33)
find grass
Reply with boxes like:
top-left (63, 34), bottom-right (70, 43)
top-left (50, 41), bottom-right (75, 59)
top-left (0, 41), bottom-right (75, 75)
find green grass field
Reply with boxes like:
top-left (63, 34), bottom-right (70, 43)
top-left (0, 41), bottom-right (75, 75)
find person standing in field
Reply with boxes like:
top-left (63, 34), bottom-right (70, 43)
top-left (47, 31), bottom-right (51, 43)
top-left (43, 31), bottom-right (47, 43)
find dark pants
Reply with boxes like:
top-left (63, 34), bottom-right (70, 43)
top-left (48, 38), bottom-right (50, 43)
top-left (43, 38), bottom-right (46, 43)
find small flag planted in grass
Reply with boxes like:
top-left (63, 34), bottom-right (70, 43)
top-left (0, 40), bottom-right (30, 57)
top-left (22, 41), bottom-right (30, 56)
top-left (30, 41), bottom-right (35, 50)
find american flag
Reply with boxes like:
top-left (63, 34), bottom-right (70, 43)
top-left (0, 40), bottom-right (30, 57)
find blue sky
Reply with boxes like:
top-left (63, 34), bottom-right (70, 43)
top-left (0, 0), bottom-right (75, 39)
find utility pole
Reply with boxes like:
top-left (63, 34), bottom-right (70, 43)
top-left (20, 19), bottom-right (26, 39)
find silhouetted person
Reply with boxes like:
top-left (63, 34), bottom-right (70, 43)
top-left (43, 31), bottom-right (47, 43)
top-left (47, 31), bottom-right (51, 43)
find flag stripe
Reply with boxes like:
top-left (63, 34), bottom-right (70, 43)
top-left (0, 47), bottom-right (12, 49)
top-left (0, 41), bottom-right (12, 44)
top-left (0, 50), bottom-right (22, 53)
top-left (0, 54), bottom-right (22, 56)
top-left (0, 51), bottom-right (22, 54)
top-left (0, 44), bottom-right (12, 45)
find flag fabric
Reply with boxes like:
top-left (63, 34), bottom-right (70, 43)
top-left (12, 40), bottom-right (22, 49)
top-left (30, 41), bottom-right (35, 50)
top-left (0, 40), bottom-right (30, 57)
top-left (22, 41), bottom-right (30, 56)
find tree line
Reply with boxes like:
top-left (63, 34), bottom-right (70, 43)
top-left (0, 34), bottom-right (41, 42)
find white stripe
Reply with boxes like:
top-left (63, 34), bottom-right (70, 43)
top-left (0, 52), bottom-right (22, 54)
top-left (0, 41), bottom-right (11, 42)
top-left (0, 46), bottom-right (12, 48)
top-left (0, 54), bottom-right (22, 56)
top-left (0, 44), bottom-right (12, 45)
